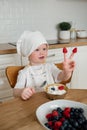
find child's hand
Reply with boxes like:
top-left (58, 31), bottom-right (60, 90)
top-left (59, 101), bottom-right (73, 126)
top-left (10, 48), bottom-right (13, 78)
top-left (62, 47), bottom-right (77, 73)
top-left (21, 87), bottom-right (35, 100)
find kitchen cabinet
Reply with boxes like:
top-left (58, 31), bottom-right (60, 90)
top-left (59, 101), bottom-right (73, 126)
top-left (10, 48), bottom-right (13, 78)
top-left (46, 48), bottom-right (64, 63)
top-left (71, 46), bottom-right (87, 89)
top-left (0, 54), bottom-right (21, 102)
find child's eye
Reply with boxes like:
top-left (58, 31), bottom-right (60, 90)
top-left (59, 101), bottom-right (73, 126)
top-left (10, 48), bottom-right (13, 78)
top-left (35, 49), bottom-right (39, 51)
top-left (43, 48), bottom-right (47, 51)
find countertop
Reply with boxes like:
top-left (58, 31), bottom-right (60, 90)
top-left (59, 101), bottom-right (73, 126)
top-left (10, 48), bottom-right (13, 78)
top-left (0, 38), bottom-right (87, 55)
top-left (0, 43), bottom-right (16, 55)
top-left (0, 89), bottom-right (87, 130)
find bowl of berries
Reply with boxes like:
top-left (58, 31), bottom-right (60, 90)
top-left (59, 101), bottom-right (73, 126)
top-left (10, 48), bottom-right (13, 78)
top-left (36, 99), bottom-right (87, 130)
top-left (44, 83), bottom-right (68, 100)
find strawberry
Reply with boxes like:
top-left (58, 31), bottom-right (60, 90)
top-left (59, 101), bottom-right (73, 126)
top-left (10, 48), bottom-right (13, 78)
top-left (58, 86), bottom-right (64, 90)
top-left (72, 47), bottom-right (77, 53)
top-left (63, 47), bottom-right (68, 53)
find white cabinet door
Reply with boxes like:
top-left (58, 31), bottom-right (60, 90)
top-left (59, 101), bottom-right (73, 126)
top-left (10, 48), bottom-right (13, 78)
top-left (71, 46), bottom-right (87, 89)
top-left (0, 54), bottom-right (21, 102)
top-left (46, 48), bottom-right (64, 63)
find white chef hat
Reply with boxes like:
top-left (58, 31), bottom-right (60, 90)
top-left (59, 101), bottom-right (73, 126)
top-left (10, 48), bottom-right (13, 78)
top-left (17, 31), bottom-right (48, 57)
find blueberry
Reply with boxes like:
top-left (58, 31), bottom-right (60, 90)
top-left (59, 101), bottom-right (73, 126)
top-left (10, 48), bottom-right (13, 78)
top-left (71, 107), bottom-right (75, 112)
top-left (72, 121), bottom-right (79, 128)
top-left (69, 118), bottom-right (74, 124)
top-left (51, 87), bottom-right (55, 91)
top-left (44, 122), bottom-right (52, 129)
top-left (78, 108), bottom-right (84, 113)
top-left (57, 107), bottom-right (63, 113)
top-left (53, 115), bottom-right (60, 121)
top-left (74, 108), bottom-right (79, 113)
top-left (82, 120), bottom-right (87, 130)
top-left (77, 118), bottom-right (84, 125)
top-left (59, 126), bottom-right (65, 130)
top-left (71, 128), bottom-right (76, 130)
top-left (62, 119), bottom-right (69, 128)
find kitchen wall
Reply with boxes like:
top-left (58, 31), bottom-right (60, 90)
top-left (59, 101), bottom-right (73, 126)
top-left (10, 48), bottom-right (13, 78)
top-left (0, 0), bottom-right (87, 43)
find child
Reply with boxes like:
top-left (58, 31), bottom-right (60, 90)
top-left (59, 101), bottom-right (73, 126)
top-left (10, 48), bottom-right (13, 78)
top-left (14, 31), bottom-right (75, 100)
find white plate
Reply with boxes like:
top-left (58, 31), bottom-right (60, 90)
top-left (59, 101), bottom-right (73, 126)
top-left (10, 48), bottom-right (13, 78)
top-left (36, 99), bottom-right (87, 130)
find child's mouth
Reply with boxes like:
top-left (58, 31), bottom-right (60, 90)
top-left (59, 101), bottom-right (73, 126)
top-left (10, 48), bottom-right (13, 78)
top-left (39, 56), bottom-right (45, 59)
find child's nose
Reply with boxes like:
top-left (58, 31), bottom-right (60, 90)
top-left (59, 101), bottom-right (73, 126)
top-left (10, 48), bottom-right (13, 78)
top-left (40, 50), bottom-right (44, 55)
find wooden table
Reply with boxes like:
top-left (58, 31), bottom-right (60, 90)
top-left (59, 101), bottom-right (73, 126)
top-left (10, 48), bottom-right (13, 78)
top-left (0, 89), bottom-right (87, 130)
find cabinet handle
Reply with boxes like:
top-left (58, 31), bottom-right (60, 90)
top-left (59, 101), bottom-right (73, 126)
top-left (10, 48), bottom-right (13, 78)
top-left (47, 54), bottom-right (55, 58)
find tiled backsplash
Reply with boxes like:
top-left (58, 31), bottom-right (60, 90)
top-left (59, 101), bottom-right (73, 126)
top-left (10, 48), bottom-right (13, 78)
top-left (0, 0), bottom-right (87, 43)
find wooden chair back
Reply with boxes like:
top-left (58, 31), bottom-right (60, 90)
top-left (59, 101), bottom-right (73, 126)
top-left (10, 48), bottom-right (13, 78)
top-left (6, 63), bottom-right (72, 88)
top-left (6, 66), bottom-right (24, 88)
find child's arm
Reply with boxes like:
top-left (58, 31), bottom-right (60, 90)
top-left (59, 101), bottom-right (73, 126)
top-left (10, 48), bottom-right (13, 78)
top-left (57, 47), bottom-right (77, 81)
top-left (13, 88), bottom-right (24, 97)
top-left (58, 61), bottom-right (75, 81)
top-left (13, 87), bottom-right (35, 100)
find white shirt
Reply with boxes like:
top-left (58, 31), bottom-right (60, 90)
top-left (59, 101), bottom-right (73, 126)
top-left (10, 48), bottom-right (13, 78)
top-left (14, 63), bottom-right (61, 91)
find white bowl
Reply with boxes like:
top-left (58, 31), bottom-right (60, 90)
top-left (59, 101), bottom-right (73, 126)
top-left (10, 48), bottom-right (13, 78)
top-left (44, 83), bottom-right (68, 100)
top-left (36, 100), bottom-right (87, 130)
top-left (76, 30), bottom-right (87, 38)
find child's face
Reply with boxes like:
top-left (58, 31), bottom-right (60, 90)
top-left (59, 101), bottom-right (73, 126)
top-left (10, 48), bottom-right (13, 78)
top-left (29, 44), bottom-right (48, 65)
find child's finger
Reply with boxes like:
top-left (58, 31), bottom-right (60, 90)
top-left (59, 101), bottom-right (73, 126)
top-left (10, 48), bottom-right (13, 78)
top-left (31, 87), bottom-right (36, 93)
top-left (69, 47), bottom-right (77, 59)
top-left (63, 47), bottom-right (68, 61)
top-left (64, 53), bottom-right (67, 61)
top-left (69, 52), bottom-right (74, 59)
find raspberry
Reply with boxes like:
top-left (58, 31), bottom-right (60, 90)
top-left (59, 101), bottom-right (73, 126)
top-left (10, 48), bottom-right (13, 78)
top-left (46, 113), bottom-right (52, 119)
top-left (63, 107), bottom-right (71, 118)
top-left (48, 121), bottom-right (53, 127)
top-left (63, 47), bottom-right (68, 53)
top-left (63, 111), bottom-right (70, 118)
top-left (54, 121), bottom-right (62, 128)
top-left (72, 47), bottom-right (77, 53)
top-left (60, 117), bottom-right (65, 122)
top-left (58, 86), bottom-right (64, 90)
top-left (64, 107), bottom-right (71, 113)
top-left (52, 110), bottom-right (59, 117)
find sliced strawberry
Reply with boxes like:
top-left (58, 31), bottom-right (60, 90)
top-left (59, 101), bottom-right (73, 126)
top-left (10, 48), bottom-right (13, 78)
top-left (58, 86), bottom-right (64, 90)
top-left (72, 47), bottom-right (77, 53)
top-left (63, 47), bottom-right (68, 53)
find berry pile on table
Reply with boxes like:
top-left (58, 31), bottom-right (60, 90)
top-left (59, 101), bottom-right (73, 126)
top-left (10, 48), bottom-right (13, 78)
top-left (45, 107), bottom-right (87, 130)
